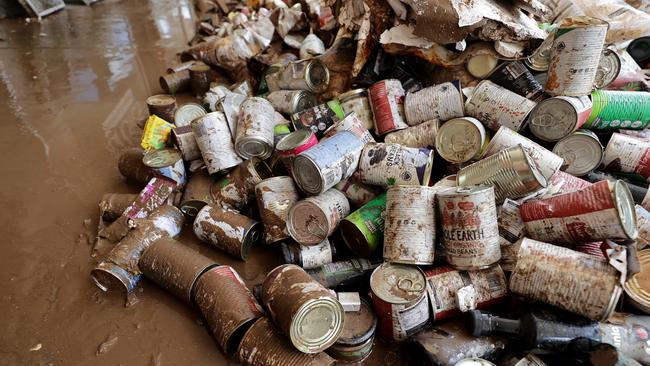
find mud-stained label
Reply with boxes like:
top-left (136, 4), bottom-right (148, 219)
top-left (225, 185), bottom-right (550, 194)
top-left (636, 205), bottom-right (650, 249)
top-left (192, 112), bottom-right (242, 174)
top-left (212, 266), bottom-right (264, 315)
top-left (323, 113), bottom-right (374, 144)
top-left (465, 80), bottom-right (537, 132)
top-left (488, 61), bottom-right (545, 102)
top-left (540, 170), bottom-right (593, 199)
top-left (340, 93), bottom-right (374, 131)
top-left (498, 199), bottom-right (526, 247)
top-left (300, 240), bottom-right (333, 269)
top-left (384, 119), bottom-right (439, 149)
top-left (359, 143), bottom-right (432, 188)
top-left (602, 133), bottom-right (650, 180)
top-left (368, 79), bottom-right (407, 135)
top-left (404, 81), bottom-right (464, 126)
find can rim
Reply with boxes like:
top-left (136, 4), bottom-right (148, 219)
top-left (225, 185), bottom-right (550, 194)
top-left (276, 129), bottom-right (315, 152)
top-left (290, 296), bottom-right (345, 353)
top-left (175, 103), bottom-right (208, 126)
top-left (142, 148), bottom-right (183, 168)
top-left (435, 117), bottom-right (486, 163)
top-left (146, 94), bottom-right (176, 106)
top-left (338, 88), bottom-right (368, 103)
top-left (287, 200), bottom-right (329, 245)
top-left (552, 132), bottom-right (603, 176)
top-left (623, 249), bottom-right (650, 313)
top-left (235, 136), bottom-right (274, 160)
top-left (613, 180), bottom-right (639, 240)
top-left (327, 334), bottom-right (374, 362)
top-left (305, 59), bottom-right (330, 93)
top-left (293, 154), bottom-right (325, 195)
top-left (91, 262), bottom-right (136, 293)
top-left (594, 48), bottom-right (621, 88)
top-left (369, 262), bottom-right (427, 304)
top-left (529, 97), bottom-right (580, 142)
top-left (241, 221), bottom-right (262, 261)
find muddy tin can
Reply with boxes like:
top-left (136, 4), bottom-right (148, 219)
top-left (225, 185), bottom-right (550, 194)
top-left (383, 186), bottom-right (437, 265)
top-left (602, 133), bottom-right (650, 181)
top-left (585, 90), bottom-right (650, 131)
top-left (637, 205), bottom-right (650, 249)
top-left (545, 17), bottom-right (608, 96)
top-left (160, 70), bottom-right (190, 94)
top-left (99, 193), bottom-right (138, 222)
top-left (189, 63), bottom-right (211, 97)
top-left (437, 186), bottom-right (501, 270)
top-left (487, 61), bottom-right (546, 102)
top-left (236, 317), bottom-right (336, 366)
top-left (307, 258), bottom-right (382, 289)
top-left (623, 248), bottom-right (650, 312)
top-left (326, 298), bottom-right (377, 363)
top-left (465, 80), bottom-right (537, 132)
top-left (179, 169), bottom-right (213, 217)
top-left (266, 59), bottom-right (330, 93)
top-left (235, 97), bottom-right (275, 160)
top-left (384, 119), bottom-right (439, 149)
top-left (261, 264), bottom-right (345, 353)
top-left (139, 237), bottom-right (217, 304)
top-left (552, 129), bottom-right (603, 176)
top-left (481, 126), bottom-right (563, 180)
top-left (323, 112), bottom-right (375, 144)
top-left (219, 92), bottom-right (247, 136)
top-left (266, 90), bottom-right (317, 116)
top-left (497, 199), bottom-right (526, 261)
top-left (459, 145), bottom-right (547, 203)
top-left (281, 239), bottom-right (336, 270)
top-left (118, 148), bottom-right (154, 184)
top-left (291, 101), bottom-right (343, 139)
top-left (194, 265), bottom-right (265, 355)
top-left (595, 48), bottom-right (622, 89)
top-left (193, 205), bottom-right (262, 261)
top-left (423, 265), bottom-right (508, 321)
top-left (276, 129), bottom-right (318, 173)
top-left (146, 94), bottom-right (176, 123)
top-left (369, 263), bottom-right (430, 341)
top-left (519, 180), bottom-right (637, 244)
top-left (509, 238), bottom-right (622, 320)
top-left (404, 81), bottom-right (464, 126)
top-left (358, 143), bottom-right (434, 188)
top-left (192, 112), bottom-right (242, 174)
top-left (528, 96), bottom-right (593, 142)
top-left (166, 60), bottom-right (197, 74)
top-left (171, 125), bottom-right (201, 161)
top-left (287, 188), bottom-right (350, 245)
top-left (292, 131), bottom-right (364, 195)
top-left (175, 102), bottom-right (207, 127)
top-left (255, 176), bottom-right (300, 244)
top-left (435, 117), bottom-right (488, 164)
top-left (368, 79), bottom-right (408, 135)
top-left (339, 88), bottom-right (374, 131)
top-left (211, 158), bottom-right (272, 211)
top-left (339, 192), bottom-right (386, 258)
top-left (335, 173), bottom-right (380, 208)
top-left (142, 148), bottom-right (186, 189)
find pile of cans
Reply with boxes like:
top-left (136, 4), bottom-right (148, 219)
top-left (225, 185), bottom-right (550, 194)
top-left (88, 0), bottom-right (650, 365)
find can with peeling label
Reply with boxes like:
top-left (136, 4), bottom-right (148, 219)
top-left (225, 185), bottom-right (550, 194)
top-left (552, 129), bottom-right (603, 176)
top-left (384, 119), bottom-right (439, 149)
top-left (265, 59), bottom-right (330, 93)
top-left (171, 125), bottom-right (201, 161)
top-left (358, 143), bottom-right (434, 188)
top-left (287, 188), bottom-right (350, 245)
top-left (584, 90), bottom-right (650, 131)
top-left (368, 79), bottom-right (408, 135)
top-left (487, 61), bottom-right (545, 102)
top-left (334, 172), bottom-right (381, 208)
top-left (339, 88), bottom-right (375, 131)
top-left (291, 100), bottom-right (343, 139)
top-left (193, 205), bottom-right (262, 260)
top-left (192, 112), bottom-right (242, 174)
top-left (498, 199), bottom-right (526, 253)
top-left (323, 112), bottom-right (375, 144)
top-left (404, 81), bottom-right (464, 126)
top-left (146, 94), bottom-right (176, 123)
top-left (235, 97), bottom-right (275, 160)
top-left (465, 80), bottom-right (537, 132)
top-left (266, 90), bottom-right (318, 116)
top-left (179, 169), bottom-right (213, 217)
top-left (275, 129), bottom-right (318, 174)
top-left (339, 192), bottom-right (387, 258)
top-left (280, 239), bottom-right (336, 269)
top-left (142, 148), bottom-right (187, 189)
top-left (540, 170), bottom-right (593, 198)
top-left (528, 96), bottom-right (593, 142)
top-left (175, 102), bottom-right (207, 127)
top-left (211, 158), bottom-right (272, 211)
top-left (255, 176), bottom-right (300, 244)
top-left (602, 133), bottom-right (650, 181)
top-left (435, 117), bottom-right (488, 164)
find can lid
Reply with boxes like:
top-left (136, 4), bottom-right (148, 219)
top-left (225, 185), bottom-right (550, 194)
top-left (369, 262), bottom-right (426, 305)
top-left (454, 358), bottom-right (497, 366)
top-left (276, 129), bottom-right (315, 152)
top-left (146, 94), bottom-right (176, 106)
top-left (293, 155), bottom-right (324, 195)
top-left (175, 103), bottom-right (207, 127)
top-left (613, 180), bottom-right (638, 240)
top-left (236, 137), bottom-right (274, 160)
top-left (293, 90), bottom-right (318, 114)
top-left (190, 63), bottom-right (211, 72)
top-left (335, 298), bottom-right (377, 346)
top-left (290, 295), bottom-right (344, 353)
top-left (338, 88), bottom-right (367, 103)
top-left (529, 97), bottom-right (581, 142)
top-left (241, 221), bottom-right (262, 260)
top-left (143, 148), bottom-right (183, 168)
top-left (466, 54), bottom-right (499, 78)
top-left (623, 249), bottom-right (650, 313)
top-left (594, 48), bottom-right (622, 89)
top-left (435, 117), bottom-right (486, 163)
top-left (305, 59), bottom-right (330, 93)
top-left (287, 200), bottom-right (330, 245)
top-left (552, 132), bottom-right (603, 176)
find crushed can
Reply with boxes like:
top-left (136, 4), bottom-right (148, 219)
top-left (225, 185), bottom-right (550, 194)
top-left (403, 81), bottom-right (464, 126)
top-left (192, 112), bottom-right (243, 174)
top-left (210, 158), bottom-right (272, 211)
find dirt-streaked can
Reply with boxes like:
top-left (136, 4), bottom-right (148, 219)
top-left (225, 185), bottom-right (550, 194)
top-left (540, 170), bottom-right (593, 199)
top-left (235, 97), bottom-right (275, 160)
top-left (194, 265), bottom-right (265, 355)
top-left (525, 34), bottom-right (554, 72)
top-left (179, 169), bottom-right (213, 217)
top-left (291, 100), bottom-right (343, 139)
top-left (552, 129), bottom-right (603, 176)
top-left (189, 63), bottom-right (211, 97)
top-left (369, 263), bottom-right (430, 341)
top-left (585, 90), bottom-right (650, 131)
top-left (602, 133), bottom-right (650, 181)
top-left (368, 79), bottom-right (408, 135)
top-left (519, 180), bottom-right (638, 244)
top-left (307, 258), bottom-right (382, 289)
top-left (339, 88), bottom-right (374, 131)
top-left (160, 70), bottom-right (190, 95)
top-left (404, 81), bottom-right (464, 126)
top-left (384, 119), bottom-right (439, 149)
top-left (335, 172), bottom-right (381, 208)
top-left (545, 16), bottom-right (608, 96)
top-left (465, 80), bottom-right (537, 132)
top-left (456, 358), bottom-right (497, 366)
top-left (459, 145), bottom-right (547, 203)
top-left (166, 60), bottom-right (197, 74)
top-left (175, 102), bottom-right (207, 127)
top-left (326, 298), bottom-right (377, 363)
top-left (118, 147), bottom-right (154, 184)
top-left (383, 186), bottom-right (436, 265)
top-left (423, 265), bottom-right (508, 321)
top-left (171, 125), bottom-right (201, 161)
top-left (280, 239), bottom-right (336, 270)
top-left (276, 129), bottom-right (318, 173)
top-left (142, 148), bottom-right (187, 189)
top-left (146, 94), bottom-right (176, 123)
top-left (358, 143), bottom-right (434, 188)
top-left (193, 205), bottom-right (262, 260)
top-left (261, 264), bottom-right (345, 353)
top-left (623, 249), bottom-right (650, 313)
top-left (292, 131), bottom-right (364, 195)
top-left (99, 193), bottom-right (138, 222)
top-left (323, 112), bottom-right (375, 144)
top-left (528, 96), bottom-right (593, 142)
top-left (266, 90), bottom-right (318, 116)
top-left (255, 176), bottom-right (300, 244)
top-left (192, 112), bottom-right (242, 174)
top-left (266, 59), bottom-right (330, 93)
top-left (211, 158), bottom-right (272, 211)
top-left (435, 117), bottom-right (488, 164)
top-left (437, 186), bottom-right (501, 270)
top-left (637, 205), bottom-right (650, 249)
top-left (497, 198), bottom-right (526, 251)
top-left (595, 48), bottom-right (622, 89)
top-left (487, 61), bottom-right (545, 102)
top-left (509, 238), bottom-right (622, 320)
top-left (287, 188), bottom-right (350, 245)
top-left (339, 193), bottom-right (387, 258)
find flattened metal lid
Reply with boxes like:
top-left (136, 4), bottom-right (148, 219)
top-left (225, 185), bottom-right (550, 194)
top-left (175, 103), bottom-right (207, 127)
top-left (291, 295), bottom-right (344, 353)
top-left (594, 48), bottom-right (621, 89)
top-left (143, 148), bottom-right (182, 168)
top-left (338, 88), bottom-right (368, 103)
top-left (552, 133), bottom-right (603, 176)
top-left (146, 94), bottom-right (176, 106)
top-left (435, 117), bottom-right (485, 164)
top-left (276, 129), bottom-right (315, 152)
top-left (613, 180), bottom-right (638, 240)
top-left (336, 298), bottom-right (377, 345)
top-left (529, 97), bottom-right (580, 142)
top-left (623, 249), bottom-right (650, 313)
top-left (369, 262), bottom-right (426, 304)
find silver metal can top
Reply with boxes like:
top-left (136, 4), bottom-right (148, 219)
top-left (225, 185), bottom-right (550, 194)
top-left (594, 48), bottom-right (622, 89)
top-left (435, 117), bottom-right (486, 163)
top-left (369, 262), bottom-right (426, 305)
top-left (454, 358), bottom-right (497, 366)
top-left (142, 148), bottom-right (183, 168)
top-left (276, 129), bottom-right (314, 152)
top-left (306, 59), bottom-right (330, 93)
top-left (528, 97), bottom-right (582, 142)
top-left (174, 103), bottom-right (207, 127)
top-left (146, 94), bottom-right (176, 106)
top-left (552, 130), bottom-right (603, 176)
top-left (613, 180), bottom-right (638, 241)
top-left (338, 88), bottom-right (368, 103)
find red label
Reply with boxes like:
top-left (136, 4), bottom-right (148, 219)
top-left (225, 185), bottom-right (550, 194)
top-left (635, 149), bottom-right (650, 178)
top-left (370, 292), bottom-right (397, 341)
top-left (458, 201), bottom-right (475, 211)
top-left (520, 181), bottom-right (614, 222)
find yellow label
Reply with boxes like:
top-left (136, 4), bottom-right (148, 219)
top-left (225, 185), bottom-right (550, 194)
top-left (141, 115), bottom-right (174, 150)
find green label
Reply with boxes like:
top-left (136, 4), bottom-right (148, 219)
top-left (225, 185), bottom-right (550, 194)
top-left (585, 91), bottom-right (650, 130)
top-left (345, 193), bottom-right (387, 252)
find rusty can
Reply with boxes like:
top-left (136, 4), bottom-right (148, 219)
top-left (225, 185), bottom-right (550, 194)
top-left (211, 158), bottom-right (272, 211)
top-left (179, 169), bottom-right (213, 217)
top-left (552, 129), bottom-right (603, 176)
top-left (423, 265), bottom-right (508, 321)
top-left (118, 147), bottom-right (154, 184)
top-left (509, 238), bottom-right (622, 320)
top-left (171, 125), bottom-right (201, 161)
top-left (142, 148), bottom-right (187, 189)
top-left (595, 48), bottom-right (622, 89)
top-left (235, 97), bottom-right (275, 160)
top-left (160, 70), bottom-right (190, 94)
top-left (435, 117), bottom-right (488, 164)
top-left (602, 133), bottom-right (650, 180)
top-left (519, 180), bottom-right (637, 244)
top-left (545, 16), bottom-right (609, 96)
top-left (326, 298), bottom-right (377, 363)
top-left (358, 143), bottom-right (434, 188)
top-left (368, 79), bottom-right (408, 135)
top-left (146, 94), bottom-right (176, 123)
top-left (287, 188), bottom-right (350, 245)
top-left (339, 88), bottom-right (375, 132)
top-left (486, 61), bottom-right (546, 102)
top-left (255, 176), bottom-right (300, 244)
top-left (383, 186), bottom-right (437, 265)
top-left (528, 96), bottom-right (593, 142)
top-left (404, 81), bottom-right (464, 126)
top-left (175, 102), bottom-right (207, 127)
top-left (339, 193), bottom-right (387, 258)
top-left (276, 129), bottom-right (318, 174)
top-left (194, 265), bottom-right (265, 355)
top-left (464, 80), bottom-right (537, 132)
top-left (437, 186), bottom-right (501, 270)
top-left (280, 239), bottom-right (336, 269)
top-left (189, 63), bottom-right (211, 97)
top-left (323, 112), bottom-right (375, 144)
top-left (292, 131), bottom-right (364, 195)
top-left (540, 170), bottom-right (593, 198)
top-left (291, 100), bottom-right (344, 139)
top-left (369, 263), bottom-right (430, 341)
top-left (193, 205), bottom-right (262, 261)
top-left (237, 317), bottom-right (336, 366)
top-left (334, 172), bottom-right (380, 208)
top-left (481, 126), bottom-right (563, 181)
top-left (192, 112), bottom-right (242, 174)
top-left (99, 193), bottom-right (138, 222)
top-left (266, 59), bottom-right (330, 93)
top-left (261, 264), bottom-right (345, 353)
top-left (497, 199), bottom-right (526, 261)
top-left (139, 237), bottom-right (217, 304)
top-left (384, 119), bottom-right (439, 149)
top-left (266, 90), bottom-right (317, 116)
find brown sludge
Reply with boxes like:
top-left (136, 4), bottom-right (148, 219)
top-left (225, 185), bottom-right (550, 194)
top-left (210, 158), bottom-right (272, 211)
top-left (117, 148), bottom-right (154, 184)
top-left (99, 193), bottom-right (138, 222)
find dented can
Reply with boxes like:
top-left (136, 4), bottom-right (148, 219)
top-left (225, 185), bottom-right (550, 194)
top-left (465, 80), bottom-right (537, 132)
top-left (435, 117), bottom-right (488, 164)
top-left (384, 119), bottom-right (439, 149)
top-left (487, 61), bottom-right (545, 102)
top-left (339, 88), bottom-right (374, 131)
top-left (160, 70), bottom-right (190, 95)
top-left (339, 193), bottom-right (387, 258)
top-left (323, 112), bottom-right (375, 144)
top-left (423, 265), bottom-right (508, 321)
top-left (171, 125), bottom-right (201, 161)
top-left (118, 148), bottom-right (154, 184)
top-left (404, 81), bottom-right (464, 126)
top-left (146, 94), bottom-right (176, 123)
top-left (334, 173), bottom-right (380, 208)
top-left (368, 79), bottom-right (408, 135)
top-left (254, 176), bottom-right (300, 244)
top-left (189, 63), bottom-right (211, 97)
top-left (369, 263), bottom-right (430, 341)
top-left (528, 96), bottom-right (593, 142)
top-left (192, 112), bottom-right (243, 174)
top-left (358, 143), bottom-right (434, 188)
top-left (602, 132), bottom-right (650, 181)
top-left (438, 186), bottom-right (501, 270)
top-left (235, 97), bottom-right (275, 160)
top-left (179, 169), bottom-right (213, 217)
top-left (595, 48), bottom-right (622, 89)
top-left (326, 298), bottom-right (377, 363)
top-left (261, 264), bottom-right (345, 353)
top-left (265, 59), bottom-right (330, 93)
top-left (266, 90), bottom-right (317, 116)
top-left (383, 186), bottom-right (437, 265)
top-left (280, 239), bottom-right (336, 269)
top-left (291, 101), bottom-right (343, 139)
top-left (275, 129), bottom-right (318, 173)
top-left (175, 102), bottom-right (207, 127)
top-left (552, 129), bottom-right (603, 176)
top-left (211, 158), bottom-right (272, 211)
top-left (193, 205), bottom-right (262, 261)
top-left (287, 188), bottom-right (350, 245)
top-left (142, 148), bottom-right (187, 189)
top-left (509, 238), bottom-right (622, 320)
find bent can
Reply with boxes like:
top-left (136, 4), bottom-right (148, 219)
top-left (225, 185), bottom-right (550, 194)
top-left (255, 176), bottom-right (300, 244)
top-left (211, 158), bottom-right (272, 211)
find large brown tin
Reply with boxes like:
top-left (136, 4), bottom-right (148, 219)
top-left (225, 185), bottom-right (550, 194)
top-left (189, 63), bottom-right (211, 97)
top-left (146, 94), bottom-right (177, 123)
top-left (160, 70), bottom-right (191, 94)
top-left (287, 188), bottom-right (350, 245)
top-left (99, 193), bottom-right (137, 222)
top-left (211, 158), bottom-right (272, 211)
top-left (179, 169), bottom-right (214, 217)
top-left (118, 147), bottom-right (154, 185)
top-left (254, 176), bottom-right (300, 244)
top-left (193, 205), bottom-right (261, 261)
